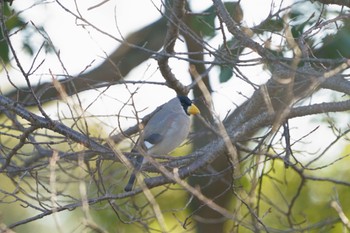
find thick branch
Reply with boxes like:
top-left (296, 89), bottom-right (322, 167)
top-left (140, 99), bottom-right (350, 190)
top-left (156, 0), bottom-right (189, 95)
top-left (212, 0), bottom-right (275, 61)
top-left (312, 0), bottom-right (350, 7)
top-left (5, 17), bottom-right (167, 106)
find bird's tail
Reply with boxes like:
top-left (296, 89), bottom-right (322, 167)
top-left (124, 174), bottom-right (136, 192)
top-left (124, 154), bottom-right (144, 192)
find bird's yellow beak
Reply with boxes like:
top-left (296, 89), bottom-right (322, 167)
top-left (188, 103), bottom-right (200, 115)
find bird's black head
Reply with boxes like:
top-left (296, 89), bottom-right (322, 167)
top-left (177, 96), bottom-right (192, 115)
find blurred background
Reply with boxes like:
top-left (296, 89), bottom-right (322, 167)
top-left (1, 0), bottom-right (350, 232)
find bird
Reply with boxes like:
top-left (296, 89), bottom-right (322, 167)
top-left (124, 96), bottom-right (200, 192)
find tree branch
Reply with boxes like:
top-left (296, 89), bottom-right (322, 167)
top-left (312, 0), bottom-right (350, 7)
top-left (138, 99), bottom-right (350, 190)
top-left (0, 95), bottom-right (111, 155)
top-left (156, 0), bottom-right (189, 95)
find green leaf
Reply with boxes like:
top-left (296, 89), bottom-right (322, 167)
top-left (189, 6), bottom-right (216, 38)
top-left (224, 2), bottom-right (243, 23)
top-left (259, 19), bottom-right (284, 33)
top-left (22, 42), bottom-right (34, 56)
top-left (219, 65), bottom-right (233, 83)
top-left (291, 14), bottom-right (314, 39)
top-left (0, 34), bottom-right (10, 64)
top-left (188, 2), bottom-right (242, 39)
top-left (0, 3), bottom-right (28, 64)
top-left (314, 27), bottom-right (350, 59)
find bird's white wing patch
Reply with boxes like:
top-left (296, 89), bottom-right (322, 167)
top-left (143, 133), bottom-right (163, 150)
top-left (144, 141), bottom-right (154, 150)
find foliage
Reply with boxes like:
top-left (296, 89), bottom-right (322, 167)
top-left (0, 3), bottom-right (49, 65)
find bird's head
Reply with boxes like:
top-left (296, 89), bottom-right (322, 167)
top-left (177, 96), bottom-right (200, 116)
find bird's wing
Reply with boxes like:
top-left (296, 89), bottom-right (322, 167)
top-left (143, 111), bottom-right (190, 155)
top-left (143, 133), bottom-right (163, 150)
